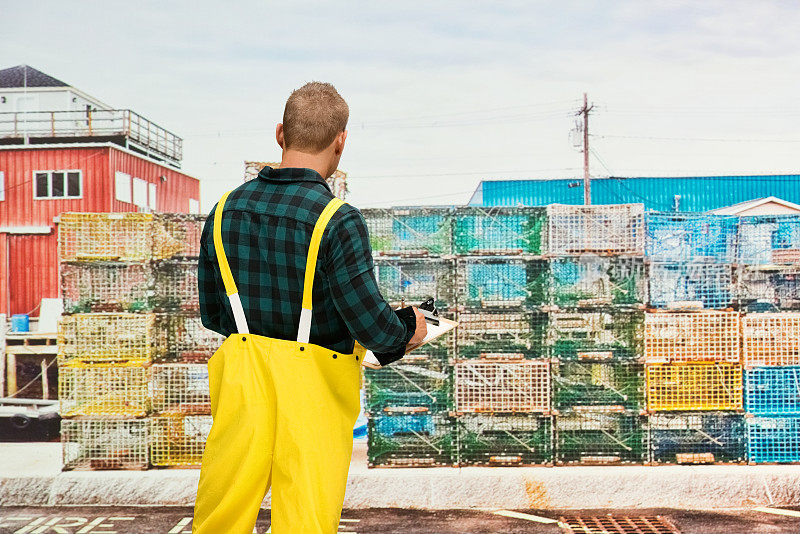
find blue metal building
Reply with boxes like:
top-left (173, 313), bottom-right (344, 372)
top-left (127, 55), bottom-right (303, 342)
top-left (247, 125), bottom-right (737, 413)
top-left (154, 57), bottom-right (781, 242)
top-left (469, 175), bottom-right (800, 212)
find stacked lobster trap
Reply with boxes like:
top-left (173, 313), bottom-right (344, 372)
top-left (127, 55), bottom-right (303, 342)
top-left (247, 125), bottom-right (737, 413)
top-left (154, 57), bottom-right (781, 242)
top-left (58, 212), bottom-right (219, 470)
top-left (545, 204), bottom-right (647, 465)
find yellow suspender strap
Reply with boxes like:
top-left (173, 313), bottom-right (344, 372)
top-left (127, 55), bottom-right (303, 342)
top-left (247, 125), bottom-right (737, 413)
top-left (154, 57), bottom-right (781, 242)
top-left (297, 197), bottom-right (345, 343)
top-left (212, 191), bottom-right (249, 334)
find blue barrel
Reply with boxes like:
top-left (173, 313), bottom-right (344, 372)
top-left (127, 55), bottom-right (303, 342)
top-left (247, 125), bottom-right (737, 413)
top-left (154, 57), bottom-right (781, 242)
top-left (10, 314), bottom-right (29, 333)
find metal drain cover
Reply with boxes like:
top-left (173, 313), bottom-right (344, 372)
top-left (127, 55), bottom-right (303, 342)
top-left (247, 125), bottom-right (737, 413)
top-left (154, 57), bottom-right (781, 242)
top-left (559, 515), bottom-right (680, 534)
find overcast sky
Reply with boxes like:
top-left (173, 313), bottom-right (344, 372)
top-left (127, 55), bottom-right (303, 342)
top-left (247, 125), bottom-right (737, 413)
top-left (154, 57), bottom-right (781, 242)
top-left (2, 1), bottom-right (799, 211)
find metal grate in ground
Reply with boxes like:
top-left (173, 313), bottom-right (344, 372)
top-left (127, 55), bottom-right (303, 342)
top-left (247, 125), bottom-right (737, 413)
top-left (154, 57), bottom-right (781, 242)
top-left (559, 514), bottom-right (680, 534)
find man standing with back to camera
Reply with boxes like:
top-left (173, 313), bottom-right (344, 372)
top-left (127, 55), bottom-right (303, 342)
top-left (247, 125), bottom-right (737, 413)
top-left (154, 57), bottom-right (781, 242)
top-left (192, 82), bottom-right (426, 534)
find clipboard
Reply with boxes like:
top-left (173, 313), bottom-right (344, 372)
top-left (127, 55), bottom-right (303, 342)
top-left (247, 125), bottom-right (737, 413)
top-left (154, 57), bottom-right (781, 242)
top-left (361, 315), bottom-right (458, 369)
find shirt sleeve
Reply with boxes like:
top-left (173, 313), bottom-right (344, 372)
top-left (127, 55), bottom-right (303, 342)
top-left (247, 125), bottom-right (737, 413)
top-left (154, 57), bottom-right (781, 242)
top-left (198, 207), bottom-right (229, 337)
top-left (322, 208), bottom-right (414, 358)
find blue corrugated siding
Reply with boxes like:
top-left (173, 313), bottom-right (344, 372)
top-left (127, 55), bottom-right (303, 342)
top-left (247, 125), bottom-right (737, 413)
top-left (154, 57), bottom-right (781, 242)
top-left (476, 175), bottom-right (800, 212)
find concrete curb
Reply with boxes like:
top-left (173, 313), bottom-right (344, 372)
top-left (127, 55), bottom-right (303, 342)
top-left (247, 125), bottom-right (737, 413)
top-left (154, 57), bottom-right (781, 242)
top-left (2, 465), bottom-right (800, 509)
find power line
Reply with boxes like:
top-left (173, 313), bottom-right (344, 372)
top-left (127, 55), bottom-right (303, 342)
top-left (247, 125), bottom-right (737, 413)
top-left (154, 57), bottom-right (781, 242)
top-left (593, 134), bottom-right (800, 143)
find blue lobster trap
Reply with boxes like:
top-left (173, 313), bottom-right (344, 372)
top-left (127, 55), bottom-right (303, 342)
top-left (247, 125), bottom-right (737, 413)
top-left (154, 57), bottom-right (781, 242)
top-left (646, 213), bottom-right (738, 263)
top-left (745, 366), bottom-right (800, 416)
top-left (648, 262), bottom-right (734, 310)
top-left (649, 413), bottom-right (746, 464)
top-left (456, 257), bottom-right (548, 308)
top-left (362, 207), bottom-right (453, 256)
top-left (747, 416), bottom-right (800, 463)
top-left (738, 215), bottom-right (800, 266)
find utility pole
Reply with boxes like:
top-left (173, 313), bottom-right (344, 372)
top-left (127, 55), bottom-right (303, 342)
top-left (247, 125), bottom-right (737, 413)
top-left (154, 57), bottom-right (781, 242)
top-left (578, 93), bottom-right (594, 205)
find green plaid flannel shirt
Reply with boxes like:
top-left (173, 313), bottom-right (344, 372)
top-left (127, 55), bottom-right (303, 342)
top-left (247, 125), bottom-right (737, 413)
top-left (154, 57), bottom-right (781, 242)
top-left (198, 166), bottom-right (413, 358)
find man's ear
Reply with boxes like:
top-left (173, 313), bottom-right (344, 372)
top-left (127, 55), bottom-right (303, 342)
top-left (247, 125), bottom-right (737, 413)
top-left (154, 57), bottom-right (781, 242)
top-left (276, 123), bottom-right (285, 149)
top-left (334, 130), bottom-right (347, 155)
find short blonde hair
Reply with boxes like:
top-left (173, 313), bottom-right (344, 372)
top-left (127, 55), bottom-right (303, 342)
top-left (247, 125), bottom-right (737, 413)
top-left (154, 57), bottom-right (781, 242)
top-left (282, 82), bottom-right (349, 153)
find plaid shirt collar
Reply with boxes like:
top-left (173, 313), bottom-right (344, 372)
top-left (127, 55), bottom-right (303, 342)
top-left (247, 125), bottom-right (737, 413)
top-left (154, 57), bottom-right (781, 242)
top-left (258, 165), bottom-right (332, 194)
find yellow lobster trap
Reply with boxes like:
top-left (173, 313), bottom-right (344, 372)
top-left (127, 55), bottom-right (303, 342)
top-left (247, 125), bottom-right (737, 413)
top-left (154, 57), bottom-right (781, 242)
top-left (58, 212), bottom-right (154, 262)
top-left (58, 313), bottom-right (157, 364)
top-left (59, 361), bottom-right (150, 418)
top-left (149, 414), bottom-right (212, 467)
top-left (646, 362), bottom-right (743, 412)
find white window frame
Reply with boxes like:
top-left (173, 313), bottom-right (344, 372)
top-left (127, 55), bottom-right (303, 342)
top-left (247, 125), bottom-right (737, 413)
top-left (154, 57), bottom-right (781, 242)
top-left (148, 183), bottom-right (157, 211)
top-left (32, 170), bottom-right (83, 200)
top-left (189, 198), bottom-right (200, 214)
top-left (115, 171), bottom-right (132, 203)
top-left (0, 171), bottom-right (4, 201)
top-left (132, 177), bottom-right (148, 208)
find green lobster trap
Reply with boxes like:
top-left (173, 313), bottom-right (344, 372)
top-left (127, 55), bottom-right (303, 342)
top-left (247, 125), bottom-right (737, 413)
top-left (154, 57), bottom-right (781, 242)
top-left (456, 310), bottom-right (547, 359)
top-left (549, 256), bottom-right (646, 309)
top-left (548, 311), bottom-right (643, 361)
top-left (456, 257), bottom-right (548, 309)
top-left (364, 355), bottom-right (451, 415)
top-left (456, 414), bottom-right (552, 466)
top-left (362, 207), bottom-right (453, 256)
top-left (367, 413), bottom-right (455, 467)
top-left (452, 206), bottom-right (546, 255)
top-left (553, 362), bottom-right (645, 413)
top-left (555, 412), bottom-right (647, 465)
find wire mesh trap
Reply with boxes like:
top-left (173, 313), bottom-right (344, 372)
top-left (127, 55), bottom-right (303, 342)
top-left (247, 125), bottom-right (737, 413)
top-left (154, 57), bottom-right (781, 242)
top-left (455, 310), bottom-right (547, 359)
top-left (455, 414), bottom-right (552, 466)
top-left (152, 213), bottom-right (205, 259)
top-left (367, 413), bottom-right (454, 467)
top-left (59, 212), bottom-right (154, 262)
top-left (738, 265), bottom-right (800, 311)
top-left (559, 515), bottom-right (680, 534)
top-left (58, 313), bottom-right (156, 364)
top-left (150, 364), bottom-right (211, 415)
top-left (152, 260), bottom-right (200, 312)
top-left (743, 313), bottom-right (800, 366)
top-left (648, 262), bottom-right (735, 310)
top-left (362, 207), bottom-right (453, 256)
top-left (154, 313), bottom-right (225, 363)
top-left (649, 412), bottom-right (746, 464)
top-left (61, 417), bottom-right (149, 470)
top-left (549, 256), bottom-right (646, 309)
top-left (646, 363), bottom-right (743, 412)
top-left (59, 362), bottom-right (150, 418)
top-left (747, 416), bottom-right (800, 463)
top-left (453, 359), bottom-right (550, 414)
top-left (547, 311), bottom-right (643, 361)
top-left (555, 412), bottom-right (647, 464)
top-left (553, 362), bottom-right (644, 413)
top-left (60, 262), bottom-right (154, 314)
top-left (364, 355), bottom-right (451, 415)
top-left (645, 212), bottom-right (738, 263)
top-left (644, 311), bottom-right (740, 364)
top-left (149, 414), bottom-right (212, 467)
top-left (373, 258), bottom-right (456, 309)
top-left (546, 203), bottom-right (645, 256)
top-left (738, 215), bottom-right (800, 266)
top-left (452, 206), bottom-right (546, 255)
top-left (456, 257), bottom-right (548, 309)
top-left (745, 366), bottom-right (800, 416)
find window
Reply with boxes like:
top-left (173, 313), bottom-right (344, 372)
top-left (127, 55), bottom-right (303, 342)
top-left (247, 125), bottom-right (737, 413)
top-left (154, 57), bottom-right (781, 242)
top-left (148, 183), bottom-right (157, 211)
top-left (189, 199), bottom-right (200, 214)
top-left (115, 172), bottom-right (131, 203)
top-left (132, 178), bottom-right (147, 208)
top-left (0, 171), bottom-right (4, 201)
top-left (33, 170), bottom-right (82, 199)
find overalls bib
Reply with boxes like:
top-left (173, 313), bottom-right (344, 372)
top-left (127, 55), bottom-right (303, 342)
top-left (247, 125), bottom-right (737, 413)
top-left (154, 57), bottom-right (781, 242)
top-left (192, 192), bottom-right (363, 534)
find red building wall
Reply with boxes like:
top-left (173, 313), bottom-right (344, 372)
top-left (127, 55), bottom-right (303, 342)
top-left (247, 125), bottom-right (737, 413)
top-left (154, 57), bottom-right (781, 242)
top-left (0, 144), bottom-right (200, 316)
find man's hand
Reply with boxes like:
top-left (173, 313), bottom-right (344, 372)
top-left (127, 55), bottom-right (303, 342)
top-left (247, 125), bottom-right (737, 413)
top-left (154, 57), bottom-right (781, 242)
top-left (407, 307), bottom-right (428, 347)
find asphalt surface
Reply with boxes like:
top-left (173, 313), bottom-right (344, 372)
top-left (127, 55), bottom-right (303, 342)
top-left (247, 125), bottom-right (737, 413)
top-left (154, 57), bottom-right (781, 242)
top-left (1, 507), bottom-right (800, 533)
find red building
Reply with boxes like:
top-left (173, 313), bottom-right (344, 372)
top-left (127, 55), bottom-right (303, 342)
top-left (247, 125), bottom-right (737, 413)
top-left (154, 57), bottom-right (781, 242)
top-left (0, 65), bottom-right (200, 316)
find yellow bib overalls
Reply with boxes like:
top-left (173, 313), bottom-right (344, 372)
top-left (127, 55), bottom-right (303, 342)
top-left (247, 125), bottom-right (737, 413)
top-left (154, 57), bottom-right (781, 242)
top-left (192, 192), bottom-right (363, 534)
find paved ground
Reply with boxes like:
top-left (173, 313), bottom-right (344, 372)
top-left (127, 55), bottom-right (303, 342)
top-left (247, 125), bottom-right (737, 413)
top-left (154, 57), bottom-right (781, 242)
top-left (1, 506), bottom-right (799, 533)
